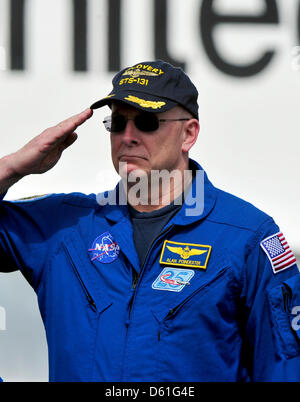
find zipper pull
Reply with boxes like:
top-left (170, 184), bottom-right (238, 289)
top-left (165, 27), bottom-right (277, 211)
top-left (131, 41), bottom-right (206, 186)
top-left (88, 296), bottom-right (97, 312)
top-left (282, 284), bottom-right (292, 312)
top-left (132, 269), bottom-right (139, 290)
top-left (166, 308), bottom-right (175, 319)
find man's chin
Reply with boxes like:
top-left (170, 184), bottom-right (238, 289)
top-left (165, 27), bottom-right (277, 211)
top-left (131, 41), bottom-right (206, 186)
top-left (118, 163), bottom-right (149, 181)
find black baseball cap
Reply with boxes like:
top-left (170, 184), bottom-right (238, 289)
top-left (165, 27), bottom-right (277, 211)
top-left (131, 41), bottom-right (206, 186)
top-left (90, 60), bottom-right (199, 119)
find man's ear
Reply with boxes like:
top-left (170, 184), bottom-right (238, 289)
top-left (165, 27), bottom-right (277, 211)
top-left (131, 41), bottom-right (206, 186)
top-left (181, 119), bottom-right (200, 153)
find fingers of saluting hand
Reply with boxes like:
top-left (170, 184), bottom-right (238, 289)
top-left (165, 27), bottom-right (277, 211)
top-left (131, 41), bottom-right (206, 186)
top-left (50, 108), bottom-right (93, 139)
top-left (6, 108), bottom-right (93, 178)
top-left (38, 108), bottom-right (93, 150)
top-left (27, 108), bottom-right (93, 158)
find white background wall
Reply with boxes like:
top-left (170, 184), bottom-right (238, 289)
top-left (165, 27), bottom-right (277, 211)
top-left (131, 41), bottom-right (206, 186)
top-left (0, 0), bottom-right (299, 381)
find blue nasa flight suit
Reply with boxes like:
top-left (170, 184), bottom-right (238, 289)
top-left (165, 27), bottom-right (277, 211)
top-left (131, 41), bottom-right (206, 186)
top-left (0, 159), bottom-right (300, 382)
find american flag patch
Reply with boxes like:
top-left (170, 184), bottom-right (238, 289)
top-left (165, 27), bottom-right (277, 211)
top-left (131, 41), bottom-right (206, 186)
top-left (260, 232), bottom-right (297, 274)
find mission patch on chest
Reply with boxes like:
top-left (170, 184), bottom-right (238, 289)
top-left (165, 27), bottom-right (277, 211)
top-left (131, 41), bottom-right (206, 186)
top-left (160, 240), bottom-right (212, 269)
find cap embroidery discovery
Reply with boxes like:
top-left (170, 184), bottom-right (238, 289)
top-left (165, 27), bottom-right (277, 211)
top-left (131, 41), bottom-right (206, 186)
top-left (90, 60), bottom-right (199, 119)
top-left (123, 64), bottom-right (165, 76)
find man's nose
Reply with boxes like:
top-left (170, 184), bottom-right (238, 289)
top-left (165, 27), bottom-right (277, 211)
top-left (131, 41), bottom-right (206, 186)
top-left (121, 120), bottom-right (140, 146)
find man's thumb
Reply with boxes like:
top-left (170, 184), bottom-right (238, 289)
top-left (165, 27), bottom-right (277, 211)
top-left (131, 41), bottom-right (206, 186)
top-left (62, 132), bottom-right (78, 149)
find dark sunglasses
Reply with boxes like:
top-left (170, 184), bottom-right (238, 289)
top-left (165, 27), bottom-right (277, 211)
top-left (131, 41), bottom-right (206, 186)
top-left (103, 113), bottom-right (191, 133)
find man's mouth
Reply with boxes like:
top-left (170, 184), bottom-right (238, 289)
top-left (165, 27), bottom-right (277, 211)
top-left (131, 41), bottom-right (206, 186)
top-left (119, 155), bottom-right (147, 161)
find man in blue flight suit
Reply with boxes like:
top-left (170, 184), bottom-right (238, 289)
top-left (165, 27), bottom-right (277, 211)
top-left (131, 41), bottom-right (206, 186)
top-left (0, 60), bottom-right (300, 381)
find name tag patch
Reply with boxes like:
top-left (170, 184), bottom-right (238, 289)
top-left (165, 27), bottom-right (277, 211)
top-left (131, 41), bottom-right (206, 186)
top-left (152, 268), bottom-right (195, 292)
top-left (160, 240), bottom-right (211, 269)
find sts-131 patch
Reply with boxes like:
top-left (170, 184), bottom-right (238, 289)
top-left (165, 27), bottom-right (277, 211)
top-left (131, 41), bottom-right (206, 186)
top-left (160, 240), bottom-right (211, 269)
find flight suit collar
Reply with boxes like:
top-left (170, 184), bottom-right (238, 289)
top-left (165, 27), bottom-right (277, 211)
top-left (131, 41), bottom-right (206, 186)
top-left (172, 159), bottom-right (217, 226)
top-left (100, 158), bottom-right (217, 226)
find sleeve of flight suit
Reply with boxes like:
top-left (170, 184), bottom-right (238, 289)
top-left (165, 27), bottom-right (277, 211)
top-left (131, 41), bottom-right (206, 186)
top-left (0, 192), bottom-right (64, 291)
top-left (241, 217), bottom-right (300, 381)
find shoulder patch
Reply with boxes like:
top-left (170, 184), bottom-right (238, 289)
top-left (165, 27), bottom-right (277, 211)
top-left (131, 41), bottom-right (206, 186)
top-left (260, 231), bottom-right (297, 274)
top-left (12, 194), bottom-right (52, 202)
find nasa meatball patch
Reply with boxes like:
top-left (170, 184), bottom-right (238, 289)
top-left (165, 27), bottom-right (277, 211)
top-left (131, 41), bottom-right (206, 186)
top-left (89, 232), bottom-right (120, 264)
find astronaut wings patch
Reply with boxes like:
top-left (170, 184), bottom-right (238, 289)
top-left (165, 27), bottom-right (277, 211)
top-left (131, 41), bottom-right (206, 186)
top-left (260, 231), bottom-right (297, 274)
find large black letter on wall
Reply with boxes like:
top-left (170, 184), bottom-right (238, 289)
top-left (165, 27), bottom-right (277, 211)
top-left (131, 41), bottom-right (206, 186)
top-left (73, 0), bottom-right (87, 71)
top-left (154, 0), bottom-right (186, 70)
top-left (200, 0), bottom-right (279, 77)
top-left (108, 0), bottom-right (121, 72)
top-left (10, 0), bottom-right (25, 70)
top-left (298, 0), bottom-right (300, 43)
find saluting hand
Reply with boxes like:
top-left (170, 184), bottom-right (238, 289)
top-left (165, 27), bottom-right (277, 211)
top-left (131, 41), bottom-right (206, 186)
top-left (0, 108), bottom-right (93, 193)
top-left (7, 108), bottom-right (92, 175)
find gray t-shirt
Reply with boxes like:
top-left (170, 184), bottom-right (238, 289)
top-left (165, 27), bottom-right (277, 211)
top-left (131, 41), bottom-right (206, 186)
top-left (128, 200), bottom-right (182, 268)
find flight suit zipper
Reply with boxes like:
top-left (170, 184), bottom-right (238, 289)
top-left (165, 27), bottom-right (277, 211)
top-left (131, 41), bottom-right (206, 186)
top-left (63, 244), bottom-right (98, 312)
top-left (282, 283), bottom-right (293, 312)
top-left (165, 266), bottom-right (230, 320)
top-left (156, 266), bottom-right (230, 342)
top-left (121, 223), bottom-right (174, 380)
top-left (129, 223), bottom-right (174, 314)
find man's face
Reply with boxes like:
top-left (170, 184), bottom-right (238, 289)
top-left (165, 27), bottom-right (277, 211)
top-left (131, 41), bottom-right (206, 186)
top-left (110, 102), bottom-right (194, 179)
